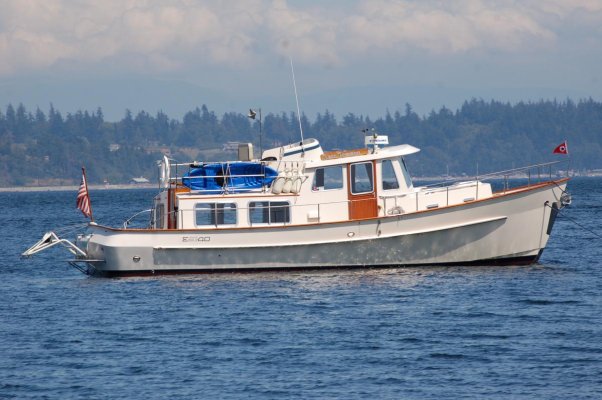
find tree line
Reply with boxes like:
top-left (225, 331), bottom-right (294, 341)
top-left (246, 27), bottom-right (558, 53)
top-left (0, 98), bottom-right (600, 186)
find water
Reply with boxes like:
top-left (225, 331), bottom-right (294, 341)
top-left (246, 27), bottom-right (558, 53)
top-left (1, 179), bottom-right (601, 399)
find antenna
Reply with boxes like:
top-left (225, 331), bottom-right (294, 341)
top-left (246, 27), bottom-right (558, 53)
top-left (289, 57), bottom-right (305, 147)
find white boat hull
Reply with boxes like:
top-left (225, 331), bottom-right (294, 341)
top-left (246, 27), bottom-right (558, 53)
top-left (79, 180), bottom-right (567, 276)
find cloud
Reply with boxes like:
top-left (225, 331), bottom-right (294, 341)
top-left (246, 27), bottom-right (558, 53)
top-left (266, 0), bottom-right (341, 66)
top-left (339, 1), bottom-right (558, 55)
top-left (0, 0), bottom-right (262, 75)
top-left (0, 0), bottom-right (600, 76)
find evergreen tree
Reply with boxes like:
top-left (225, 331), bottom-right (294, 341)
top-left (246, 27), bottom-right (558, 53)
top-left (0, 99), bottom-right (601, 186)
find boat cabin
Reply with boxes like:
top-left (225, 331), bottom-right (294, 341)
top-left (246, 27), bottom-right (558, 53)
top-left (151, 136), bottom-right (492, 230)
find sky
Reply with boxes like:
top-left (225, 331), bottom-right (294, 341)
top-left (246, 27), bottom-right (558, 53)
top-left (1, 0), bottom-right (601, 121)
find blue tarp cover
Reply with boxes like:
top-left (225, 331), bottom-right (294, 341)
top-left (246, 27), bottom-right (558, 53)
top-left (182, 162), bottom-right (278, 193)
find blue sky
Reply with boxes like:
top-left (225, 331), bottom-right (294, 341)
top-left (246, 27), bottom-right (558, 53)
top-left (1, 0), bottom-right (601, 121)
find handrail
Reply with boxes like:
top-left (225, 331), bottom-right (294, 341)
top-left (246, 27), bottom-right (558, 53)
top-left (380, 159), bottom-right (569, 212)
top-left (476, 160), bottom-right (565, 180)
top-left (421, 160), bottom-right (569, 189)
top-left (162, 158), bottom-right (306, 192)
top-left (123, 209), bottom-right (152, 228)
top-left (183, 173), bottom-right (272, 178)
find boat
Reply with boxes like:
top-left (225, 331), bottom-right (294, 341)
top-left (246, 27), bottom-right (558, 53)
top-left (22, 133), bottom-right (571, 277)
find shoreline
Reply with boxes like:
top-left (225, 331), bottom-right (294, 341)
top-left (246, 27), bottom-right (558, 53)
top-left (0, 183), bottom-right (157, 193)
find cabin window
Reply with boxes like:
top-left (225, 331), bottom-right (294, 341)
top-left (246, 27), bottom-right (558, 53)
top-left (399, 157), bottom-right (413, 189)
top-left (381, 159), bottom-right (400, 190)
top-left (350, 162), bottom-right (374, 194)
top-left (249, 201), bottom-right (290, 224)
top-left (312, 166), bottom-right (344, 191)
top-left (195, 203), bottom-right (237, 226)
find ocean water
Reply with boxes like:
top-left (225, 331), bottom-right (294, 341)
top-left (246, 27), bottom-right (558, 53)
top-left (1, 178), bottom-right (601, 399)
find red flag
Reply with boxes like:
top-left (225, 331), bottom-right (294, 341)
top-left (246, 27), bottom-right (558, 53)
top-left (553, 141), bottom-right (568, 155)
top-left (76, 168), bottom-right (93, 220)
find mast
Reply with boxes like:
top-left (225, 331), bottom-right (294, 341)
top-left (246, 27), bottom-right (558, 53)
top-left (290, 57), bottom-right (305, 149)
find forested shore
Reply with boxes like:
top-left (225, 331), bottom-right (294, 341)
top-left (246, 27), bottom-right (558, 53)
top-left (0, 98), bottom-right (600, 186)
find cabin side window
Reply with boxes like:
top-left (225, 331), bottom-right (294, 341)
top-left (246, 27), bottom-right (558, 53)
top-left (381, 159), bottom-right (400, 190)
top-left (399, 157), bottom-right (413, 189)
top-left (249, 201), bottom-right (290, 224)
top-left (195, 203), bottom-right (237, 227)
top-left (350, 162), bottom-right (374, 194)
top-left (312, 166), bottom-right (344, 191)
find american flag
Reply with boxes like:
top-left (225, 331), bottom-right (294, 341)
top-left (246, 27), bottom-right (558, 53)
top-left (77, 169), bottom-right (93, 219)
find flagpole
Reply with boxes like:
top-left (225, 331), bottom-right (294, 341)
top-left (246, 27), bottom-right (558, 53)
top-left (82, 166), bottom-right (94, 222)
top-left (565, 139), bottom-right (571, 178)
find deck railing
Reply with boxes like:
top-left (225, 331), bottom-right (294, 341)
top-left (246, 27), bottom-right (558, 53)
top-left (380, 159), bottom-right (571, 213)
top-left (165, 160), bottom-right (305, 194)
top-left (421, 159), bottom-right (570, 191)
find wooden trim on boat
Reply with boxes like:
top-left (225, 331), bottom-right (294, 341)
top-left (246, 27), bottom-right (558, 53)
top-left (347, 160), bottom-right (378, 220)
top-left (321, 148), bottom-right (369, 160)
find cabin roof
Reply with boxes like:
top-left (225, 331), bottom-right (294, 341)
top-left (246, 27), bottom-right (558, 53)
top-left (306, 144), bottom-right (420, 168)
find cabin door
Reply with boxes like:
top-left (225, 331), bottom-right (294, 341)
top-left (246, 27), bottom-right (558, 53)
top-left (348, 161), bottom-right (378, 220)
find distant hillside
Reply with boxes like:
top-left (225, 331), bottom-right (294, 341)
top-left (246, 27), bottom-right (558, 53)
top-left (0, 99), bottom-right (600, 186)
